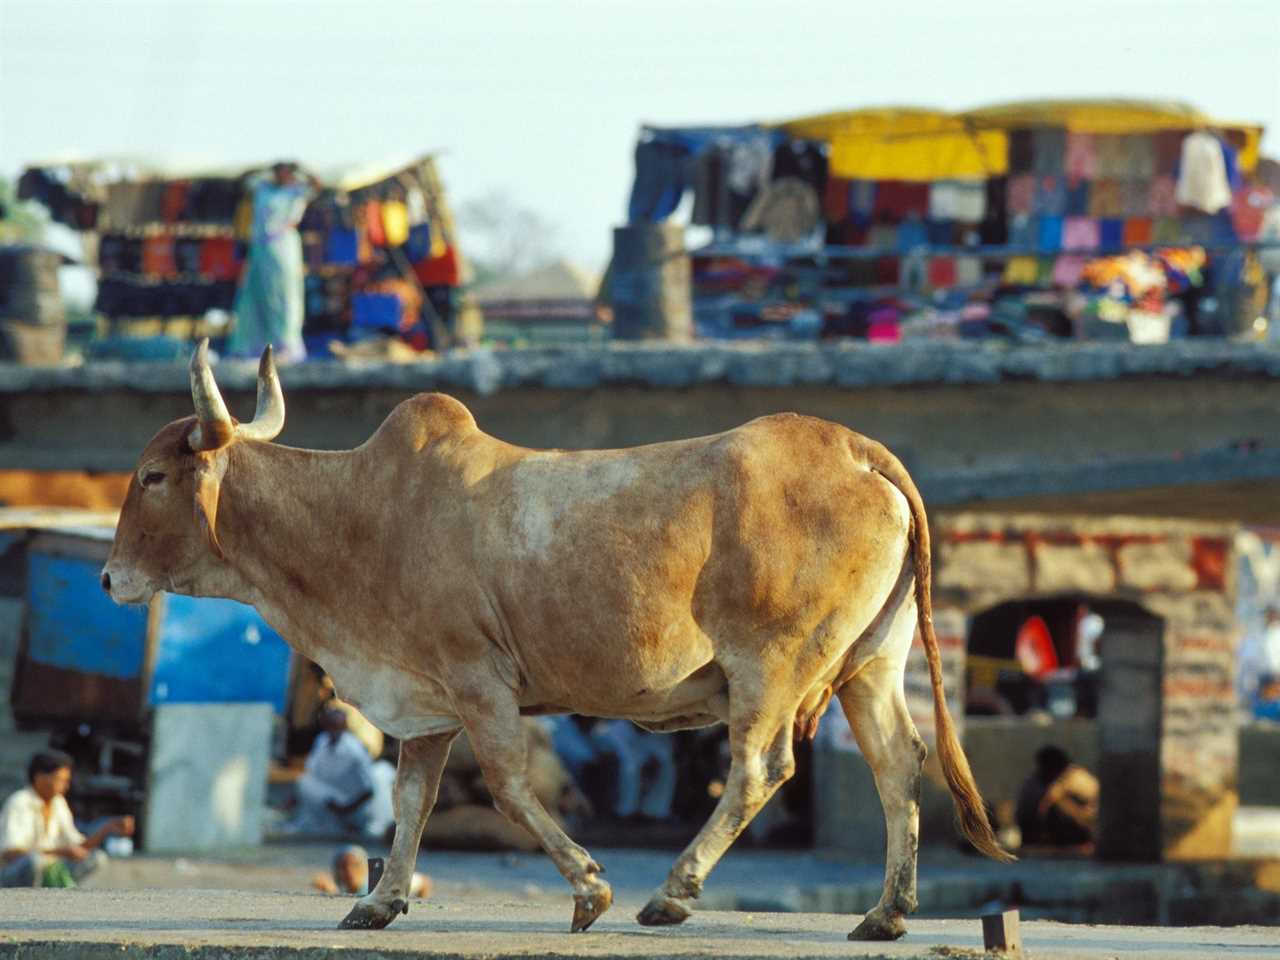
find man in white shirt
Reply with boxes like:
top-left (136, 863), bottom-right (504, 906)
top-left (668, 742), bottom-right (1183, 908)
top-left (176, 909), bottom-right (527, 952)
top-left (284, 709), bottom-right (375, 836)
top-left (1, 750), bottom-right (134, 887)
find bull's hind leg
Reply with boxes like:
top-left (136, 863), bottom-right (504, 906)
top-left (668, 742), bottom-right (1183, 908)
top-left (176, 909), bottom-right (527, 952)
top-left (836, 594), bottom-right (926, 942)
top-left (341, 729), bottom-right (458, 930)
top-left (457, 686), bottom-right (612, 932)
top-left (638, 686), bottom-right (796, 926)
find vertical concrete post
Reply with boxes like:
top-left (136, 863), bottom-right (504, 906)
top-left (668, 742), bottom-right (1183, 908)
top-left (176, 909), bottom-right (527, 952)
top-left (1096, 614), bottom-right (1165, 861)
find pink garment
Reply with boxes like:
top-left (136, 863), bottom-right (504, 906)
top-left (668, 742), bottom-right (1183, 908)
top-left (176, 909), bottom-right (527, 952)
top-left (1148, 176), bottom-right (1179, 217)
top-left (1052, 255), bottom-right (1087, 288)
top-left (867, 319), bottom-right (901, 343)
top-left (1006, 175), bottom-right (1036, 215)
top-left (1062, 216), bottom-right (1101, 251)
top-left (1064, 133), bottom-right (1098, 180)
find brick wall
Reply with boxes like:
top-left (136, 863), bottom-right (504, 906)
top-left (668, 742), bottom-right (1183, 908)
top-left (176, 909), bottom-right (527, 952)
top-left (929, 513), bottom-right (1240, 861)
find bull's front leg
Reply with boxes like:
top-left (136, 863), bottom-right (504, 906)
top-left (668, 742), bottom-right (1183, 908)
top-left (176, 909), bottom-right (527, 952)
top-left (456, 682), bottom-right (612, 932)
top-left (339, 729), bottom-right (457, 930)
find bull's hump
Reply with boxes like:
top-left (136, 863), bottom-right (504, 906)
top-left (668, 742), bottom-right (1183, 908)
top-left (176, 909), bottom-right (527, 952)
top-left (386, 393), bottom-right (478, 451)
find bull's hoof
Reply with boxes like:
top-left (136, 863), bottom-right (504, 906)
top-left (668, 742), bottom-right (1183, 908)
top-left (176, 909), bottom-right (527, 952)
top-left (338, 898), bottom-right (408, 930)
top-left (570, 884), bottom-right (613, 932)
top-left (847, 910), bottom-right (907, 941)
top-left (636, 894), bottom-right (692, 927)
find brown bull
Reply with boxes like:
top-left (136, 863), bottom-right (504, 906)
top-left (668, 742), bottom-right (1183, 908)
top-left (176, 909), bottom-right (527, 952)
top-left (103, 341), bottom-right (1011, 940)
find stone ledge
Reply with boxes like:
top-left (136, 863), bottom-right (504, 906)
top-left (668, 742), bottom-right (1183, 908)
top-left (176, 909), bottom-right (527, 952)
top-left (2, 341), bottom-right (1279, 396)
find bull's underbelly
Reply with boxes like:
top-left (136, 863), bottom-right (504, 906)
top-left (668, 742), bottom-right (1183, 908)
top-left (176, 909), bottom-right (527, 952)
top-left (320, 639), bottom-right (729, 739)
top-left (323, 658), bottom-right (463, 740)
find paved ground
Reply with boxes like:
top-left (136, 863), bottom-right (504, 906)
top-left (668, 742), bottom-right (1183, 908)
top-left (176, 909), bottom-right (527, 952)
top-left (76, 844), bottom-right (883, 904)
top-left (2, 888), bottom-right (1279, 960)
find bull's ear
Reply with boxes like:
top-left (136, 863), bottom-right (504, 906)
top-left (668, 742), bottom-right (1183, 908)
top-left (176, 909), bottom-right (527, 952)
top-left (193, 455), bottom-right (228, 560)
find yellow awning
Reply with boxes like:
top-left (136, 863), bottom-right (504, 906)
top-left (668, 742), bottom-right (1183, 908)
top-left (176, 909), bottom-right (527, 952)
top-left (774, 99), bottom-right (1262, 179)
top-left (963, 98), bottom-right (1262, 171)
top-left (776, 107), bottom-right (1007, 181)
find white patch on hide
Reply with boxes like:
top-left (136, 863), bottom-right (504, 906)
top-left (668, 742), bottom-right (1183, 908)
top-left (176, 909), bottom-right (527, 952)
top-left (511, 453), bottom-right (641, 559)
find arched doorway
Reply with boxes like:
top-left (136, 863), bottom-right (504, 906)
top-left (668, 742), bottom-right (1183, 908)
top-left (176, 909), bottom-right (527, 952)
top-left (963, 594), bottom-right (1166, 861)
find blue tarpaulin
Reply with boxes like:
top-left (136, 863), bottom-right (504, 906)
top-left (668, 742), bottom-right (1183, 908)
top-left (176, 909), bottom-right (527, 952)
top-left (26, 552), bottom-right (150, 679)
top-left (151, 595), bottom-right (292, 713)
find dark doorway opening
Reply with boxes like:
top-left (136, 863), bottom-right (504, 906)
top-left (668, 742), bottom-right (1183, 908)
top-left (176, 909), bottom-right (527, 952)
top-left (964, 595), bottom-right (1166, 862)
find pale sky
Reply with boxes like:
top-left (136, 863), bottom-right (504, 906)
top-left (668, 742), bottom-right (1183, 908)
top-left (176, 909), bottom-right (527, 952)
top-left (2, 0), bottom-right (1278, 270)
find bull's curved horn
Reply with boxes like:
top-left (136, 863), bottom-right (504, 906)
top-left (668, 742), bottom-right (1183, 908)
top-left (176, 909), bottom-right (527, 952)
top-left (188, 339), bottom-right (234, 452)
top-left (235, 345), bottom-right (285, 443)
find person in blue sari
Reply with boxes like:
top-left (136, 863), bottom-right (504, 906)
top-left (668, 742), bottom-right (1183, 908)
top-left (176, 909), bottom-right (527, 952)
top-left (229, 162), bottom-right (318, 362)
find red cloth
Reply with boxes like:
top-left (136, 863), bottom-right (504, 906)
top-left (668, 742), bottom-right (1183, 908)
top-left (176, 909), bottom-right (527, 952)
top-left (1230, 186), bottom-right (1275, 241)
top-left (927, 256), bottom-right (957, 288)
top-left (872, 181), bottom-right (929, 222)
top-left (364, 201), bottom-right (386, 247)
top-left (199, 236), bottom-right (241, 281)
top-left (414, 246), bottom-right (461, 287)
top-left (161, 181), bottom-right (190, 223)
top-left (1122, 217), bottom-right (1153, 246)
top-left (1016, 615), bottom-right (1059, 679)
top-left (872, 256), bottom-right (900, 285)
top-left (822, 177), bottom-right (851, 223)
top-left (142, 233), bottom-right (176, 277)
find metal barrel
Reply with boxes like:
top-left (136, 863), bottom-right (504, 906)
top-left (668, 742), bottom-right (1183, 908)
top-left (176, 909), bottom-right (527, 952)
top-left (609, 223), bottom-right (691, 341)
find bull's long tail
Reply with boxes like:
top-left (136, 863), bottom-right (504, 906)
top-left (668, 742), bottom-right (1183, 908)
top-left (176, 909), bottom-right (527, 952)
top-left (865, 441), bottom-right (1016, 864)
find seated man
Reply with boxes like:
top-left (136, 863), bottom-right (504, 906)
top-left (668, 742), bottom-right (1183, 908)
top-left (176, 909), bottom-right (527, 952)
top-left (1, 750), bottom-right (134, 888)
top-left (284, 708), bottom-right (375, 836)
top-left (1015, 745), bottom-right (1099, 853)
top-left (311, 843), bottom-right (431, 898)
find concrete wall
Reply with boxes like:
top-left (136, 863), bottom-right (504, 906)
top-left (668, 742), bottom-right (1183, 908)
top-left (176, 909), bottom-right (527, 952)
top-left (144, 702), bottom-right (273, 853)
top-left (2, 341), bottom-right (1277, 522)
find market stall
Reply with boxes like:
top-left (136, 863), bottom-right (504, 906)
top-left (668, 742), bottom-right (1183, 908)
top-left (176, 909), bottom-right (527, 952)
top-left (11, 154), bottom-right (474, 359)
top-left (623, 99), bottom-right (1275, 344)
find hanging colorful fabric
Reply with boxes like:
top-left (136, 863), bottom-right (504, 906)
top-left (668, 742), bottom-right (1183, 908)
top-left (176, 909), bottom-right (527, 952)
top-left (1064, 133), bottom-right (1098, 181)
top-left (142, 232), bottom-right (177, 277)
top-left (364, 201), bottom-right (387, 246)
top-left (406, 223), bottom-right (433, 262)
top-left (1002, 256), bottom-right (1039, 285)
top-left (1052, 255), bottom-right (1087, 288)
top-left (324, 228), bottom-right (360, 265)
top-left (382, 201), bottom-right (410, 247)
top-left (1037, 215), bottom-right (1064, 252)
top-left (162, 180), bottom-right (191, 223)
top-left (1099, 218), bottom-right (1125, 251)
top-left (1123, 217), bottom-right (1154, 247)
top-left (927, 255), bottom-right (957, 289)
top-left (199, 236), bottom-right (241, 280)
top-left (1063, 216), bottom-right (1100, 252)
top-left (232, 195), bottom-right (254, 241)
top-left (413, 246), bottom-right (461, 287)
top-left (823, 177), bottom-right (852, 223)
top-left (352, 291), bottom-right (402, 329)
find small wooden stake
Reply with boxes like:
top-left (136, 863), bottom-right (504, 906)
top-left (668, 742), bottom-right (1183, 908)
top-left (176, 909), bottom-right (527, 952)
top-left (982, 909), bottom-right (1024, 957)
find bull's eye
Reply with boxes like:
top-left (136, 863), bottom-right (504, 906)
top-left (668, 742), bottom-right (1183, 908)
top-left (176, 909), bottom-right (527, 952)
top-left (141, 471), bottom-right (166, 488)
